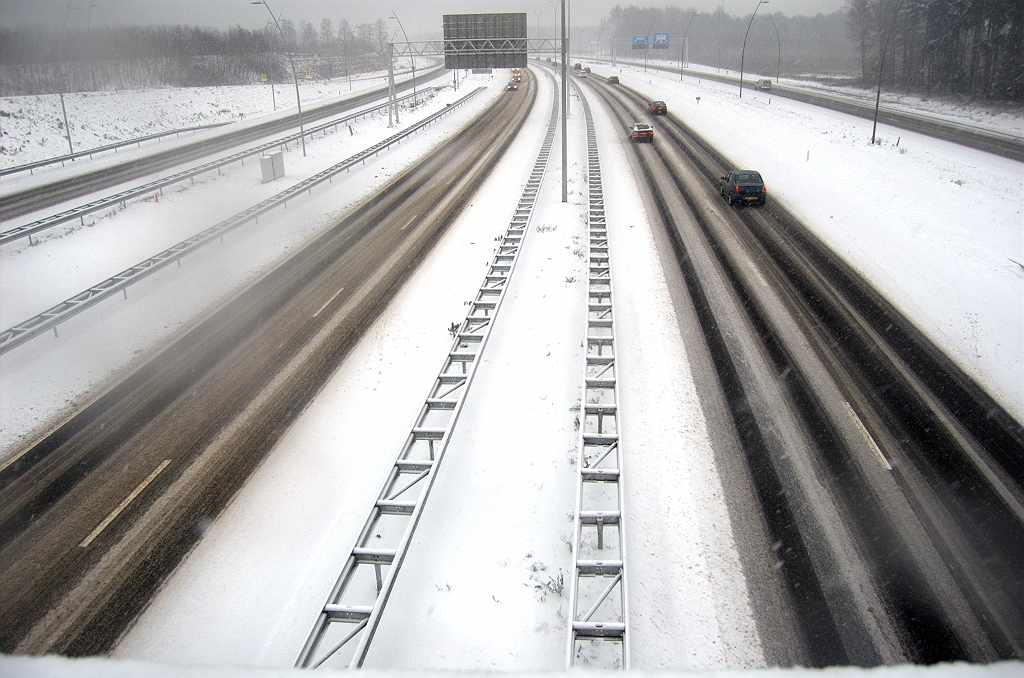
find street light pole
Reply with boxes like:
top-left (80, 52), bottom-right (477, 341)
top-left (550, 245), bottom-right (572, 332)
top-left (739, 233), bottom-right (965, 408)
top-left (57, 0), bottom-right (76, 157)
top-left (389, 12), bottom-right (416, 104)
top-left (561, 0), bottom-right (567, 203)
top-left (681, 10), bottom-right (697, 78)
top-left (871, 0), bottom-right (905, 144)
top-left (739, 0), bottom-right (768, 98)
top-left (550, 0), bottom-right (560, 61)
top-left (252, 0), bottom-right (305, 156)
top-left (768, 13), bottom-right (780, 82)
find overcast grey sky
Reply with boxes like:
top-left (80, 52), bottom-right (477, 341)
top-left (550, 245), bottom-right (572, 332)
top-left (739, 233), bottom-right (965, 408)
top-left (1, 1), bottom-right (846, 36)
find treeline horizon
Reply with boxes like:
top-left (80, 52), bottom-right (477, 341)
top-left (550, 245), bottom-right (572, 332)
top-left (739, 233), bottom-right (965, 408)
top-left (2, 1), bottom-right (1020, 103)
top-left (599, 2), bottom-right (1021, 102)
top-left (0, 18), bottom-right (396, 94)
top-left (596, 6), bottom-right (858, 83)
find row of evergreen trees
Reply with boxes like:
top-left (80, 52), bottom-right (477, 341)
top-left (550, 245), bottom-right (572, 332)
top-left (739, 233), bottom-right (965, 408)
top-left (845, 0), bottom-right (1022, 101)
top-left (2, 2), bottom-right (1020, 102)
top-left (597, 7), bottom-right (858, 84)
top-left (0, 20), bottom-right (394, 94)
top-left (598, 2), bottom-right (1021, 101)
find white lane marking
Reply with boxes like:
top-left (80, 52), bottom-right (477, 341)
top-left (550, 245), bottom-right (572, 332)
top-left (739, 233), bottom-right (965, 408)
top-left (844, 402), bottom-right (892, 470)
top-left (313, 287), bottom-right (345, 318)
top-left (80, 459), bottom-right (171, 548)
top-left (400, 214), bottom-right (418, 231)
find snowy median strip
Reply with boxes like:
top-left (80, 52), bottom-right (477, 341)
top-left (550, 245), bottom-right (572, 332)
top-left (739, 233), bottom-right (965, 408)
top-left (565, 77), bottom-right (631, 669)
top-left (0, 87), bottom-right (484, 357)
top-left (0, 86), bottom-right (444, 247)
top-left (295, 70), bottom-right (561, 671)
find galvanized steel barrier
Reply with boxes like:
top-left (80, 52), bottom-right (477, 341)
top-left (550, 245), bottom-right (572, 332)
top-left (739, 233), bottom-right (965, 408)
top-left (0, 87), bottom-right (483, 356)
top-left (295, 71), bottom-right (560, 670)
top-left (0, 87), bottom-right (442, 247)
top-left (566, 75), bottom-right (631, 669)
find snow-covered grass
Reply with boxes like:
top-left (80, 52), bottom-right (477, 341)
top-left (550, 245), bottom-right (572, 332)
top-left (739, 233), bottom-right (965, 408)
top-left (0, 61), bottom-right (430, 168)
top-left (608, 57), bottom-right (1024, 138)
top-left (0, 58), bottom-right (1021, 674)
top-left (591, 58), bottom-right (1023, 424)
top-left (0, 71), bottom-right (501, 461)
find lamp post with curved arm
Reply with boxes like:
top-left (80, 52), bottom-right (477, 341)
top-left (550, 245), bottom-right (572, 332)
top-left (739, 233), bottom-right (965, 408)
top-left (681, 10), bottom-right (697, 79)
top-left (549, 0), bottom-right (561, 62)
top-left (57, 1), bottom-right (77, 157)
top-left (768, 13), bottom-right (780, 82)
top-left (872, 0), bottom-right (905, 144)
top-left (389, 12), bottom-right (416, 104)
top-left (739, 0), bottom-right (768, 98)
top-left (252, 0), bottom-right (305, 156)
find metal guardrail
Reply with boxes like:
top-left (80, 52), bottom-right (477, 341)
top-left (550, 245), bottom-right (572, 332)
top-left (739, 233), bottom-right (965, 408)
top-left (0, 122), bottom-right (232, 178)
top-left (590, 57), bottom-right (1024, 161)
top-left (0, 86), bottom-right (484, 357)
top-left (294, 70), bottom-right (560, 671)
top-left (565, 75), bottom-right (630, 669)
top-left (0, 86), bottom-right (442, 247)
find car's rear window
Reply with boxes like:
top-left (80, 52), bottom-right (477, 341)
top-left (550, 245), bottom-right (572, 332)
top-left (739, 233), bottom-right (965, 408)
top-left (735, 172), bottom-right (762, 183)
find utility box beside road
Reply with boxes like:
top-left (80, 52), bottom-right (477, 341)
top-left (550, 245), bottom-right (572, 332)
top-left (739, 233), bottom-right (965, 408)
top-left (260, 151), bottom-right (285, 183)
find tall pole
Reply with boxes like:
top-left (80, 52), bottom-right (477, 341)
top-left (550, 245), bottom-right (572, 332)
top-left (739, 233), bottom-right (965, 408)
top-left (871, 0), bottom-right (904, 144)
top-left (86, 2), bottom-right (98, 91)
top-left (387, 42), bottom-right (398, 126)
top-left (253, 1), bottom-right (305, 156)
top-left (682, 10), bottom-right (697, 72)
top-left (769, 13), bottom-right (780, 82)
top-left (739, 0), bottom-right (768, 98)
top-left (57, 0), bottom-right (76, 157)
top-left (389, 12), bottom-right (415, 103)
top-left (561, 0), bottom-right (567, 203)
top-left (550, 1), bottom-right (560, 53)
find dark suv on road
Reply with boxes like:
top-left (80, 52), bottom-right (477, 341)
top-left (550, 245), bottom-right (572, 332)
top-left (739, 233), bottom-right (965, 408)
top-left (720, 170), bottom-right (766, 206)
top-left (649, 100), bottom-right (667, 115)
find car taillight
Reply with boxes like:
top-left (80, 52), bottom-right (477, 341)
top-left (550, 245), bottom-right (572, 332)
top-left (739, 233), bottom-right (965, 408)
top-left (733, 185), bottom-right (739, 193)
top-left (762, 184), bottom-right (766, 192)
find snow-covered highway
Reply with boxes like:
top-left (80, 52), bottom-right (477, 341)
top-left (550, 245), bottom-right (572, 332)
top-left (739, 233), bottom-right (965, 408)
top-left (0, 56), bottom-right (1021, 671)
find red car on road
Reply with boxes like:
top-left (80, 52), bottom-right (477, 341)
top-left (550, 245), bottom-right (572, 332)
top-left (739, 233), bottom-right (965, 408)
top-left (649, 100), bottom-right (667, 115)
top-left (631, 123), bottom-right (654, 142)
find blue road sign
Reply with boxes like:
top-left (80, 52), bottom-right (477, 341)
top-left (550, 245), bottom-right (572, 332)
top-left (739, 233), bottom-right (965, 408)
top-left (632, 35), bottom-right (649, 49)
top-left (653, 32), bottom-right (669, 49)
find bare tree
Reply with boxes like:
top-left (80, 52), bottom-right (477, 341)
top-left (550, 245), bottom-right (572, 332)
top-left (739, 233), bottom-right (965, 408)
top-left (374, 18), bottom-right (388, 55)
top-left (319, 18), bottom-right (334, 52)
top-left (845, 0), bottom-right (873, 80)
top-left (355, 22), bottom-right (374, 52)
top-left (299, 20), bottom-right (318, 53)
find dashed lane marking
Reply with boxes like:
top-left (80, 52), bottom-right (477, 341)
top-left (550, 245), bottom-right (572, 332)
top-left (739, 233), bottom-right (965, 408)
top-left (313, 287), bottom-right (345, 318)
top-left (80, 459), bottom-right (172, 548)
